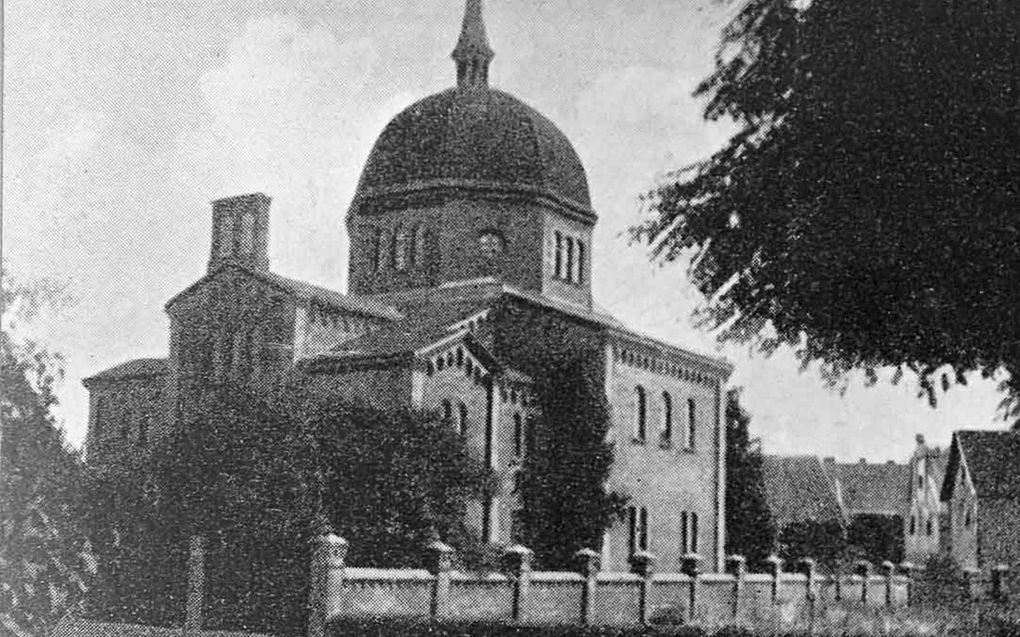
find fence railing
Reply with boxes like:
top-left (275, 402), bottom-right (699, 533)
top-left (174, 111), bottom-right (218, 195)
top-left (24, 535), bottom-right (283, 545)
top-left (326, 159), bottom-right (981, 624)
top-left (304, 535), bottom-right (975, 636)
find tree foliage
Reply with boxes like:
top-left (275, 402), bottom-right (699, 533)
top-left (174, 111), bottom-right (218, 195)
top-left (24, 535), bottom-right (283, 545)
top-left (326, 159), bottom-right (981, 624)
top-left (635, 0), bottom-right (1020, 417)
top-left (1, 269), bottom-right (93, 637)
top-left (86, 379), bottom-right (493, 634)
top-left (518, 356), bottom-right (627, 570)
top-left (723, 389), bottom-right (773, 570)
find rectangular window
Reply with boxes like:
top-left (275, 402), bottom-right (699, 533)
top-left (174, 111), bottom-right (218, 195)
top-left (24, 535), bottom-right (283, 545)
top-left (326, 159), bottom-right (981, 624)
top-left (686, 399), bottom-right (697, 450)
top-left (691, 512), bottom-right (699, 553)
top-left (513, 413), bottom-right (523, 457)
top-left (565, 237), bottom-right (575, 282)
top-left (576, 241), bottom-right (585, 283)
top-left (680, 511), bottom-right (689, 554)
top-left (554, 232), bottom-right (564, 279)
top-left (628, 506), bottom-right (638, 555)
top-left (639, 507), bottom-right (649, 551)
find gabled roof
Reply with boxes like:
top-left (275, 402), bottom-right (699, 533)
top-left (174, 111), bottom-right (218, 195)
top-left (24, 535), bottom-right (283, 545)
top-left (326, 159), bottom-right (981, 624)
top-left (164, 263), bottom-right (402, 321)
top-left (761, 455), bottom-right (846, 529)
top-left (830, 461), bottom-right (910, 516)
top-left (83, 358), bottom-right (167, 386)
top-left (941, 430), bottom-right (1020, 502)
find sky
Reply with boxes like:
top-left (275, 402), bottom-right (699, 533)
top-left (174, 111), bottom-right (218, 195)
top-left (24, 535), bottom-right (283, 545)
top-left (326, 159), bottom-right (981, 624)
top-left (4, 0), bottom-right (1007, 461)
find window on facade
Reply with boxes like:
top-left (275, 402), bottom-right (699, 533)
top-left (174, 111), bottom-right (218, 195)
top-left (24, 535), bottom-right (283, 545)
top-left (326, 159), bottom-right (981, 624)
top-left (456, 347), bottom-right (464, 367)
top-left (394, 226), bottom-right (410, 271)
top-left (639, 508), bottom-right (649, 551)
top-left (375, 229), bottom-right (388, 272)
top-left (458, 403), bottom-right (468, 436)
top-left (635, 386), bottom-right (647, 442)
top-left (414, 225), bottom-right (429, 267)
top-left (565, 237), bottom-right (575, 283)
top-left (554, 232), bottom-right (564, 279)
top-left (680, 511), bottom-right (689, 554)
top-left (218, 215), bottom-right (234, 257)
top-left (909, 515), bottom-right (916, 535)
top-left (442, 399), bottom-right (453, 422)
top-left (94, 398), bottom-right (105, 441)
top-left (691, 512), bottom-right (699, 553)
top-left (964, 506), bottom-right (972, 528)
top-left (514, 412), bottom-right (524, 457)
top-left (926, 516), bottom-right (933, 536)
top-left (576, 241), bottom-right (585, 283)
top-left (662, 392), bottom-right (673, 443)
top-left (239, 213), bottom-right (255, 255)
top-left (628, 506), bottom-right (649, 555)
top-left (685, 399), bottom-right (696, 449)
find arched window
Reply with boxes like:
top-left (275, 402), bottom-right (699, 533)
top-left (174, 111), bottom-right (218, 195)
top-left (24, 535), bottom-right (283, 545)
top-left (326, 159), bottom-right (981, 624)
top-left (576, 241), bottom-right (586, 283)
top-left (239, 213), bottom-right (255, 255)
top-left (565, 237), bottom-right (575, 282)
top-left (514, 413), bottom-right (524, 457)
top-left (635, 386), bottom-right (647, 442)
top-left (414, 225), bottom-right (429, 267)
top-left (686, 398), bottom-right (696, 450)
top-left (458, 403), bottom-right (468, 436)
top-left (394, 226), bottom-right (410, 271)
top-left (662, 392), bottom-right (673, 442)
top-left (374, 228), bottom-right (389, 272)
top-left (442, 399), bottom-right (453, 422)
top-left (218, 215), bottom-right (234, 257)
top-left (554, 232), bottom-right (564, 279)
top-left (909, 515), bottom-right (916, 535)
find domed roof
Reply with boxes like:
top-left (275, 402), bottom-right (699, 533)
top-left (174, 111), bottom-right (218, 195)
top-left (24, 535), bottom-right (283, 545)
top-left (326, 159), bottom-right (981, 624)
top-left (352, 87), bottom-right (593, 217)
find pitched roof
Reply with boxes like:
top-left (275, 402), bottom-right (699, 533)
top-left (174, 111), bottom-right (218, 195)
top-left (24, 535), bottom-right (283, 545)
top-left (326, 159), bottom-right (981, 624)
top-left (330, 298), bottom-right (495, 356)
top-left (83, 358), bottom-right (168, 385)
top-left (831, 461), bottom-right (910, 516)
top-left (165, 263), bottom-right (402, 321)
top-left (944, 430), bottom-right (1020, 501)
top-left (761, 455), bottom-right (846, 529)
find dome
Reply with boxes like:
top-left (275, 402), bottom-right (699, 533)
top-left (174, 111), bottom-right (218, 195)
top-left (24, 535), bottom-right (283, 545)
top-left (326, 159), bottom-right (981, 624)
top-left (352, 87), bottom-right (594, 217)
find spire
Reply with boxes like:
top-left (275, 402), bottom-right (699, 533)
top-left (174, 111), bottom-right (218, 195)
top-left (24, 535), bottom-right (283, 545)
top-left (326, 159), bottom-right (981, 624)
top-left (452, 0), bottom-right (494, 88)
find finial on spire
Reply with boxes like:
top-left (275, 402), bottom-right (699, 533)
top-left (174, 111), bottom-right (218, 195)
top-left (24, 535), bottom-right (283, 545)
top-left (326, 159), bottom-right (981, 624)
top-left (452, 0), bottom-right (494, 88)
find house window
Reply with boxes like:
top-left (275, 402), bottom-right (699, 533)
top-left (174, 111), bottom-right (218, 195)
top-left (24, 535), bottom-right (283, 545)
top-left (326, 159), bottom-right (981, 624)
top-left (661, 392), bottom-right (673, 443)
top-left (554, 232), bottom-right (564, 279)
top-left (514, 413), bottom-right (524, 457)
top-left (628, 506), bottom-right (649, 555)
top-left (576, 241), bottom-right (585, 283)
top-left (679, 510), bottom-right (699, 554)
top-left (394, 226), bottom-right (410, 271)
top-left (639, 508), bottom-right (649, 551)
top-left (458, 403), bottom-right (468, 436)
top-left (685, 399), bottom-right (696, 450)
top-left (909, 515), bottom-right (916, 535)
top-left (691, 512), bottom-right (699, 553)
top-left (634, 386), bottom-right (647, 442)
top-left (565, 237), bottom-right (575, 282)
top-left (964, 505), bottom-right (972, 528)
top-left (926, 516), bottom-right (933, 536)
top-left (414, 225), bottom-right (429, 267)
top-left (239, 213), bottom-right (255, 255)
top-left (442, 400), bottom-right (453, 422)
top-left (374, 229), bottom-right (388, 272)
top-left (218, 214), bottom-right (234, 257)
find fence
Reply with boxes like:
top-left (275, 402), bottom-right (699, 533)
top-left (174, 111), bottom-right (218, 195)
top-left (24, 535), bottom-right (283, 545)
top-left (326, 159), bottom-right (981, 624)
top-left (305, 535), bottom-right (945, 636)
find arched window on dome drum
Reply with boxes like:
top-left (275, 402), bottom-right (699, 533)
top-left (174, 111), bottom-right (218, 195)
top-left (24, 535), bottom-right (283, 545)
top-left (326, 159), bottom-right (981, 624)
top-left (634, 386), bottom-right (647, 442)
top-left (413, 225), bottom-right (429, 267)
top-left (576, 241), bottom-right (586, 283)
top-left (554, 232), bottom-right (564, 279)
top-left (393, 226), bottom-right (410, 271)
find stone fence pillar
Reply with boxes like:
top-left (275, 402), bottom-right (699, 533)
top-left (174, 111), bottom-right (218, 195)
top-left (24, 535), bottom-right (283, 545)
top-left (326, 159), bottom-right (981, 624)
top-left (681, 553), bottom-right (702, 624)
top-left (307, 533), bottom-right (348, 637)
top-left (881, 561), bottom-right (896, 606)
top-left (726, 554), bottom-right (747, 623)
top-left (765, 555), bottom-right (784, 603)
top-left (503, 544), bottom-right (534, 622)
top-left (991, 564), bottom-right (1010, 601)
top-left (427, 541), bottom-right (454, 620)
top-left (630, 550), bottom-right (656, 625)
top-left (855, 560), bottom-right (872, 606)
top-left (575, 548), bottom-right (600, 625)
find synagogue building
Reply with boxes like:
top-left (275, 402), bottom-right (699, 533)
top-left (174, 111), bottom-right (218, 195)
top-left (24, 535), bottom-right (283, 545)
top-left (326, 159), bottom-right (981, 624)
top-left (83, 0), bottom-right (733, 572)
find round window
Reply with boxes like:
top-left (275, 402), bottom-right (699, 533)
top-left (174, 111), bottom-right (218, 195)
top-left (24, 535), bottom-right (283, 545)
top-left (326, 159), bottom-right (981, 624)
top-left (479, 231), bottom-right (504, 258)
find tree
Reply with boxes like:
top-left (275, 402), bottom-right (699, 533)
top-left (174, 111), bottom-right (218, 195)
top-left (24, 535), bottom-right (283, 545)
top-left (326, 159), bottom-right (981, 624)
top-left (1, 269), bottom-right (93, 637)
top-left (87, 379), bottom-right (493, 634)
top-left (724, 389), bottom-right (774, 570)
top-left (634, 0), bottom-right (1020, 419)
top-left (518, 355), bottom-right (627, 570)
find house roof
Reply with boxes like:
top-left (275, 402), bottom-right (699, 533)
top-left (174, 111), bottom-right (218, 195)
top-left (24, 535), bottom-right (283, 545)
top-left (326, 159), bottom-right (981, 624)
top-left (830, 461), bottom-right (910, 516)
top-left (164, 263), bottom-right (402, 321)
top-left (83, 358), bottom-right (168, 385)
top-left (761, 455), bottom-right (846, 529)
top-left (942, 430), bottom-right (1020, 501)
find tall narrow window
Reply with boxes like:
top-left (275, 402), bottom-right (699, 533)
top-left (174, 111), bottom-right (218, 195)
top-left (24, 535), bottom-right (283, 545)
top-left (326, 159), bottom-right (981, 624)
top-left (628, 506), bottom-right (638, 555)
top-left (686, 398), bottom-right (696, 449)
top-left (910, 515), bottom-right (916, 535)
top-left (662, 392), bottom-right (673, 443)
top-left (458, 403), bottom-right (468, 436)
top-left (394, 226), bottom-right (409, 271)
top-left (926, 516), bottom-right (933, 536)
top-left (565, 237), bottom-right (575, 282)
top-left (375, 229), bottom-right (389, 272)
top-left (137, 415), bottom-right (149, 447)
top-left (691, 512), bottom-right (699, 553)
top-left (239, 213), bottom-right (255, 255)
top-left (514, 413), bottom-right (524, 457)
top-left (680, 511), bottom-right (689, 554)
top-left (639, 507), bottom-right (649, 551)
top-left (635, 386), bottom-right (647, 442)
top-left (576, 241), bottom-right (585, 283)
top-left (554, 232), bottom-right (564, 279)
top-left (442, 400), bottom-right (453, 422)
top-left (414, 225), bottom-right (429, 267)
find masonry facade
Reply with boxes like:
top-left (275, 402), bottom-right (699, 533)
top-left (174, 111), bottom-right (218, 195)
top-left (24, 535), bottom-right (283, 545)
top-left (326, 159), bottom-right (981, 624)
top-left (83, 0), bottom-right (732, 572)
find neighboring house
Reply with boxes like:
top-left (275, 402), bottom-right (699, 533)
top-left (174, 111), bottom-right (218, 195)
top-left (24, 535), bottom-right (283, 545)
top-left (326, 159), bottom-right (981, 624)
top-left (904, 434), bottom-right (947, 565)
top-left (825, 458), bottom-right (910, 565)
top-left (940, 430), bottom-right (1020, 571)
top-left (760, 455), bottom-right (847, 568)
top-left (81, 0), bottom-right (733, 572)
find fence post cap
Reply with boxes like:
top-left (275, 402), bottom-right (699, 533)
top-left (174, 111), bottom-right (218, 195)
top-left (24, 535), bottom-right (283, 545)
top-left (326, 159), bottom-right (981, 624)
top-left (574, 547), bottom-right (600, 560)
top-left (574, 548), bottom-right (601, 576)
top-left (992, 563), bottom-right (1010, 573)
top-left (680, 553), bottom-right (702, 577)
top-left (765, 554), bottom-right (784, 565)
top-left (898, 561), bottom-right (916, 573)
top-left (427, 540), bottom-right (455, 554)
top-left (726, 554), bottom-right (747, 564)
top-left (855, 559), bottom-right (873, 573)
top-left (629, 550), bottom-right (657, 577)
top-left (502, 543), bottom-right (534, 576)
top-left (316, 533), bottom-right (348, 547)
top-left (881, 560), bottom-right (896, 574)
top-left (725, 554), bottom-right (747, 575)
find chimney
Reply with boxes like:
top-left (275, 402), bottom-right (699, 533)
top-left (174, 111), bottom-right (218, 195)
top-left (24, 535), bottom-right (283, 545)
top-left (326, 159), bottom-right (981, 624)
top-left (208, 193), bottom-right (271, 273)
top-left (823, 456), bottom-right (836, 465)
top-left (915, 433), bottom-right (926, 446)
